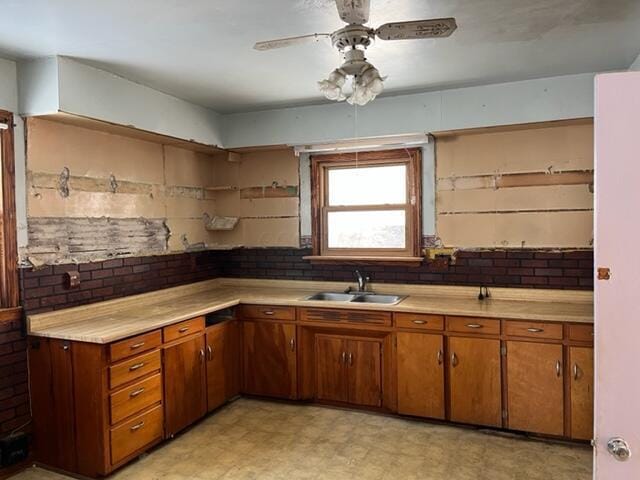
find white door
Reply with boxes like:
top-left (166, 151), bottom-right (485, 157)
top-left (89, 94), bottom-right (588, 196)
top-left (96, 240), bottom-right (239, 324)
top-left (594, 71), bottom-right (640, 478)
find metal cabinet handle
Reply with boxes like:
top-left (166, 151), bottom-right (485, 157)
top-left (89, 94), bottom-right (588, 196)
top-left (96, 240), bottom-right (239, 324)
top-left (465, 323), bottom-right (483, 329)
top-left (178, 327), bottom-right (190, 333)
top-left (129, 362), bottom-right (145, 371)
top-left (199, 349), bottom-right (205, 362)
top-left (129, 387), bottom-right (145, 398)
top-left (451, 352), bottom-right (458, 367)
top-left (573, 363), bottom-right (579, 380)
top-left (556, 360), bottom-right (562, 377)
top-left (527, 328), bottom-right (544, 333)
top-left (348, 352), bottom-right (353, 366)
top-left (130, 342), bottom-right (145, 350)
top-left (412, 320), bottom-right (427, 325)
top-left (437, 350), bottom-right (443, 365)
top-left (290, 338), bottom-right (295, 351)
top-left (341, 351), bottom-right (347, 364)
top-left (130, 421), bottom-right (145, 432)
top-left (263, 310), bottom-right (275, 316)
top-left (207, 345), bottom-right (213, 360)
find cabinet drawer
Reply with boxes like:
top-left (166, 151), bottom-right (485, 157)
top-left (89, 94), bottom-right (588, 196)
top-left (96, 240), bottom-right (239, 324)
top-left (300, 308), bottom-right (391, 326)
top-left (110, 405), bottom-right (163, 465)
top-left (395, 313), bottom-right (444, 331)
top-left (447, 316), bottom-right (500, 335)
top-left (110, 330), bottom-right (162, 363)
top-left (163, 317), bottom-right (204, 343)
top-left (240, 305), bottom-right (296, 321)
top-left (568, 324), bottom-right (594, 343)
top-left (503, 321), bottom-right (563, 340)
top-left (110, 373), bottom-right (162, 425)
top-left (109, 350), bottom-right (161, 389)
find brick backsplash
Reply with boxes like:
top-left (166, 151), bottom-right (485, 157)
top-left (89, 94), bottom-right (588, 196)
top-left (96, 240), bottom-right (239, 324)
top-left (221, 248), bottom-right (594, 290)
top-left (19, 251), bottom-right (223, 316)
top-left (0, 314), bottom-right (29, 436)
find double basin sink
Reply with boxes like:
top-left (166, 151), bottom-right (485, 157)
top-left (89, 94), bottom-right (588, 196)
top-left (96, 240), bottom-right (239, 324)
top-left (304, 292), bottom-right (406, 305)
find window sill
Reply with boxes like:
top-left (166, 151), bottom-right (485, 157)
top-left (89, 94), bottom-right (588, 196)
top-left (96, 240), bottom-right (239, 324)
top-left (303, 256), bottom-right (424, 267)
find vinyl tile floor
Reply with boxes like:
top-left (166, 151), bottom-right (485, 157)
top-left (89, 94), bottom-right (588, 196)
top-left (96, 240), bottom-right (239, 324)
top-left (9, 398), bottom-right (592, 480)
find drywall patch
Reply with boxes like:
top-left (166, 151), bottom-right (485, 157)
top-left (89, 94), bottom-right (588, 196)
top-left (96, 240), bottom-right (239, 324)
top-left (25, 217), bottom-right (169, 264)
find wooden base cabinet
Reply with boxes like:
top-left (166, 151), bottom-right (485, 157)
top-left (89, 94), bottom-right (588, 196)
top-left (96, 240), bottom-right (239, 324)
top-left (242, 320), bottom-right (297, 399)
top-left (396, 332), bottom-right (444, 419)
top-left (315, 335), bottom-right (382, 407)
top-left (448, 336), bottom-right (502, 427)
top-left (163, 333), bottom-right (207, 437)
top-left (569, 346), bottom-right (594, 440)
top-left (205, 321), bottom-right (241, 412)
top-left (506, 341), bottom-right (564, 436)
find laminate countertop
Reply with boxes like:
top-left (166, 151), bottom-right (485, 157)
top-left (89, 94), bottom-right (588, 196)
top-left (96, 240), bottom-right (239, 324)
top-left (27, 278), bottom-right (594, 344)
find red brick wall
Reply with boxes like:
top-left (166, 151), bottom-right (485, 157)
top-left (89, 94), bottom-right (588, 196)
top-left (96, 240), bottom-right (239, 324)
top-left (222, 248), bottom-right (594, 289)
top-left (0, 313), bottom-right (29, 436)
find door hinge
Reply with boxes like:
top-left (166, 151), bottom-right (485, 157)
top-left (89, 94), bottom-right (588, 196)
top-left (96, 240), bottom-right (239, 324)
top-left (501, 346), bottom-right (507, 356)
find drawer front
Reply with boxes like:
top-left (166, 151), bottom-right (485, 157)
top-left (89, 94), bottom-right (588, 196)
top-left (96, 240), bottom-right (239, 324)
top-left (109, 350), bottom-right (161, 389)
top-left (395, 313), bottom-right (444, 331)
top-left (568, 324), bottom-right (594, 343)
top-left (240, 305), bottom-right (296, 321)
top-left (503, 320), bottom-right (563, 340)
top-left (300, 308), bottom-right (391, 326)
top-left (163, 317), bottom-right (205, 343)
top-left (110, 330), bottom-right (162, 363)
top-left (110, 405), bottom-right (163, 465)
top-left (446, 316), bottom-right (500, 335)
top-left (110, 373), bottom-right (162, 425)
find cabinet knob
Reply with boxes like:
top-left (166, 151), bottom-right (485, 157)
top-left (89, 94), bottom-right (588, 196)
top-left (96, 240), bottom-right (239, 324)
top-left (451, 352), bottom-right (458, 367)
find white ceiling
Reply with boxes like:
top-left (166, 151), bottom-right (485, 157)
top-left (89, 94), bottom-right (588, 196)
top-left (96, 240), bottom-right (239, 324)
top-left (1, 0), bottom-right (639, 113)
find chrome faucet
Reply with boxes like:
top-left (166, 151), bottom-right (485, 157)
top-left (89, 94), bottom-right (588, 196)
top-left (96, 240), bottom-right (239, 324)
top-left (354, 270), bottom-right (370, 292)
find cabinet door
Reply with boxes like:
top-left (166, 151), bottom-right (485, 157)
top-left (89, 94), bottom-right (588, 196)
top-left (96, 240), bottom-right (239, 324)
top-left (163, 334), bottom-right (207, 437)
top-left (206, 321), bottom-right (240, 412)
top-left (570, 346), bottom-right (594, 440)
top-left (448, 337), bottom-right (502, 427)
top-left (346, 339), bottom-right (382, 407)
top-left (315, 335), bottom-right (348, 403)
top-left (506, 341), bottom-right (564, 435)
top-left (243, 320), bottom-right (297, 399)
top-left (397, 332), bottom-right (444, 419)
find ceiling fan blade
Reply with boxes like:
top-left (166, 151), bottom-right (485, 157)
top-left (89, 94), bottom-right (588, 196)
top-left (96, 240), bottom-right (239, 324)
top-left (335, 0), bottom-right (370, 25)
top-left (254, 33), bottom-right (331, 51)
top-left (376, 18), bottom-right (457, 40)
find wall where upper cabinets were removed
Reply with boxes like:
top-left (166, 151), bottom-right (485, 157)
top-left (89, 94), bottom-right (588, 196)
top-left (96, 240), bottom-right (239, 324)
top-left (208, 148), bottom-right (300, 248)
top-left (23, 117), bottom-right (227, 265)
top-left (434, 119), bottom-right (594, 248)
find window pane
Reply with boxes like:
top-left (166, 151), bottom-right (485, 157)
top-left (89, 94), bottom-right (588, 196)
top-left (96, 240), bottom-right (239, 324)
top-left (328, 165), bottom-right (406, 206)
top-left (327, 210), bottom-right (406, 249)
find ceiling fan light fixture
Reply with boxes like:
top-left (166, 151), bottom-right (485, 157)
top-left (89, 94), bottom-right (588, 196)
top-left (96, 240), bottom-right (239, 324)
top-left (318, 68), bottom-right (347, 101)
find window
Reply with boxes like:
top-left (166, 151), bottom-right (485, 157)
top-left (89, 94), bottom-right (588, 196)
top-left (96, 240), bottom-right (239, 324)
top-left (0, 110), bottom-right (18, 308)
top-left (311, 148), bottom-right (422, 260)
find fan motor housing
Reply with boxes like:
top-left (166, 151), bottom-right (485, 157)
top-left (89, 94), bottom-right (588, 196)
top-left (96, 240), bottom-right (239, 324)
top-left (331, 25), bottom-right (374, 50)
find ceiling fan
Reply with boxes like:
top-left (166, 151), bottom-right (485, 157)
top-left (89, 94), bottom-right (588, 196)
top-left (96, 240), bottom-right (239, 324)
top-left (253, 0), bottom-right (457, 106)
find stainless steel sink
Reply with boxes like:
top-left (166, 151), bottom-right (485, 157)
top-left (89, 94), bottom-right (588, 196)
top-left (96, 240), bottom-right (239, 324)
top-left (305, 292), bottom-right (357, 302)
top-left (303, 292), bottom-right (406, 305)
top-left (350, 294), bottom-right (406, 305)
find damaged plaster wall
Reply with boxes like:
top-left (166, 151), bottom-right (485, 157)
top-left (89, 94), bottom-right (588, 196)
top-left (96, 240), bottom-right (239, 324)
top-left (24, 117), bottom-right (225, 265)
top-left (435, 119), bottom-right (594, 248)
top-left (209, 148), bottom-right (300, 248)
